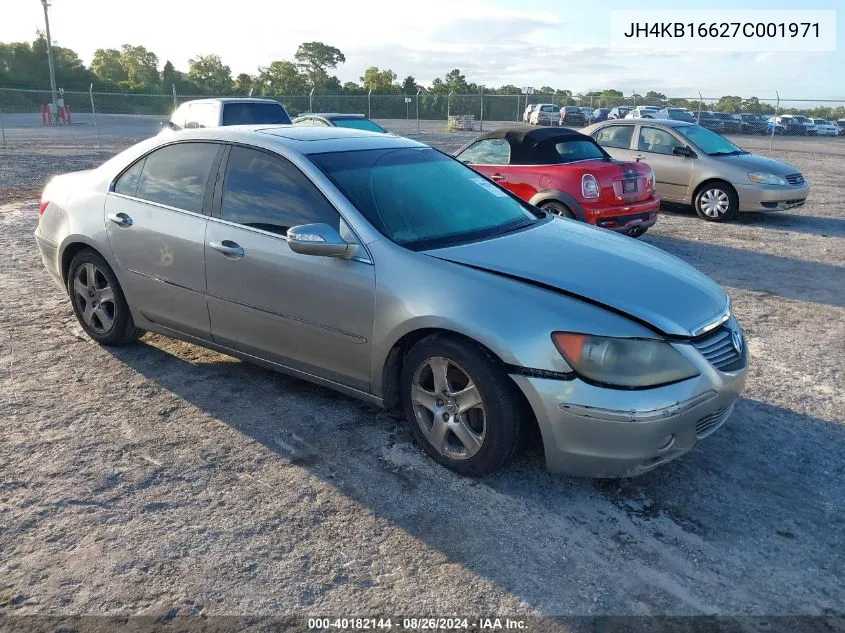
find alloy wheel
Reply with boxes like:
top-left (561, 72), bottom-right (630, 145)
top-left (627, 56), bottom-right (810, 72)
top-left (411, 356), bottom-right (486, 460)
top-left (73, 262), bottom-right (115, 333)
top-left (699, 188), bottom-right (731, 218)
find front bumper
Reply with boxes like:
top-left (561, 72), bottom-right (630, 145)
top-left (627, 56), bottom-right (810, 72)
top-left (734, 182), bottom-right (810, 212)
top-left (511, 339), bottom-right (748, 478)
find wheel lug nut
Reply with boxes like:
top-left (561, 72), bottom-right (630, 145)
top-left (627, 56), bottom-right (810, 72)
top-left (436, 399), bottom-right (444, 407)
top-left (441, 412), bottom-right (449, 422)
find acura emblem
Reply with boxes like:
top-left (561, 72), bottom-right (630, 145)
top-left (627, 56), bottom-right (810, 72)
top-left (731, 329), bottom-right (744, 355)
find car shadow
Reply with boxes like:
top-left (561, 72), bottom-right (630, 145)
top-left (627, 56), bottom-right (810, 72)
top-left (642, 233), bottom-right (845, 308)
top-left (104, 339), bottom-right (845, 614)
top-left (659, 203), bottom-right (845, 238)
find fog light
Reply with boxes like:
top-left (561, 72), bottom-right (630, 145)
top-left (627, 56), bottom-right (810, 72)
top-left (658, 435), bottom-right (675, 452)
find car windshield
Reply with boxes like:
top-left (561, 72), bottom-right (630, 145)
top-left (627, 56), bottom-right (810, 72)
top-left (221, 102), bottom-right (292, 125)
top-left (310, 147), bottom-right (540, 250)
top-left (676, 125), bottom-right (748, 156)
top-left (332, 118), bottom-right (386, 133)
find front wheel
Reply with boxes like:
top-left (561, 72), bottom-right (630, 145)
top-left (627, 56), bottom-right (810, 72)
top-left (400, 335), bottom-right (522, 476)
top-left (694, 183), bottom-right (739, 222)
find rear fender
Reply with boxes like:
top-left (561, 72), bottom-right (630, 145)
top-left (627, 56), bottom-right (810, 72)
top-left (528, 190), bottom-right (587, 222)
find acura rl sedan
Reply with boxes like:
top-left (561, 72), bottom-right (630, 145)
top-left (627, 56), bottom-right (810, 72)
top-left (35, 126), bottom-right (748, 477)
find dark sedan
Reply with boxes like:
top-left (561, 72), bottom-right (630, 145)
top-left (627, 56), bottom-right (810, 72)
top-left (559, 106), bottom-right (586, 127)
top-left (695, 111), bottom-right (724, 132)
top-left (737, 113), bottom-right (769, 134)
top-left (710, 112), bottom-right (741, 134)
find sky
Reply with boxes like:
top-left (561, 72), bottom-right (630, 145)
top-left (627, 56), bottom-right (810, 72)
top-left (1, 0), bottom-right (842, 99)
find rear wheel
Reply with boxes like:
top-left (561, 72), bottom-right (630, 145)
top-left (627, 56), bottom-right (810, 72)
top-left (694, 182), bottom-right (739, 222)
top-left (68, 249), bottom-right (142, 345)
top-left (541, 201), bottom-right (576, 220)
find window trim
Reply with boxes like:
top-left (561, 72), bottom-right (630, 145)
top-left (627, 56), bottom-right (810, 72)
top-left (108, 140), bottom-right (225, 216)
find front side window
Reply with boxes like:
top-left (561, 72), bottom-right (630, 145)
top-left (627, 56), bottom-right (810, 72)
top-left (456, 138), bottom-right (510, 165)
top-left (220, 146), bottom-right (338, 235)
top-left (637, 127), bottom-right (684, 155)
top-left (133, 143), bottom-right (219, 213)
top-left (594, 125), bottom-right (634, 149)
top-left (311, 147), bottom-right (538, 250)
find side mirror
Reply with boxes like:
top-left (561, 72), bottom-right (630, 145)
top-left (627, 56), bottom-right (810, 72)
top-left (288, 223), bottom-right (353, 258)
top-left (673, 145), bottom-right (695, 158)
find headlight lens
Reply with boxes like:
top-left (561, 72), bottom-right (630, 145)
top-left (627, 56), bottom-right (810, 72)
top-left (748, 171), bottom-right (788, 186)
top-left (581, 174), bottom-right (599, 199)
top-left (552, 332), bottom-right (699, 388)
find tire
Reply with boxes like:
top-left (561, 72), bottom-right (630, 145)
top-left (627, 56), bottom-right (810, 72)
top-left (541, 201), bottom-right (576, 220)
top-left (694, 182), bottom-right (739, 222)
top-left (400, 334), bottom-right (522, 476)
top-left (67, 249), bottom-right (142, 345)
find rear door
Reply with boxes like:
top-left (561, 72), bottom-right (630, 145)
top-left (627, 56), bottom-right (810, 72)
top-left (104, 141), bottom-right (222, 338)
top-left (454, 138), bottom-right (512, 188)
top-left (592, 124), bottom-right (636, 161)
top-left (204, 145), bottom-right (376, 391)
top-left (632, 125), bottom-right (693, 202)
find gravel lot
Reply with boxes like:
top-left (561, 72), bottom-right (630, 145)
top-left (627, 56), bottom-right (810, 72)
top-left (1, 118), bottom-right (843, 621)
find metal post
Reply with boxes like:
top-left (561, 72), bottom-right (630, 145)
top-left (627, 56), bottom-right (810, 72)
top-left (632, 90), bottom-right (637, 108)
top-left (368, 89), bottom-right (372, 119)
top-left (697, 91), bottom-right (703, 123)
top-left (516, 92), bottom-right (520, 122)
top-left (172, 84), bottom-right (177, 110)
top-left (309, 88), bottom-right (314, 113)
top-left (41, 0), bottom-right (59, 122)
top-left (479, 86), bottom-right (484, 132)
top-left (89, 83), bottom-right (100, 150)
top-left (416, 88), bottom-right (421, 134)
top-left (0, 108), bottom-right (6, 147)
top-left (447, 91), bottom-right (453, 122)
top-left (770, 91), bottom-right (780, 151)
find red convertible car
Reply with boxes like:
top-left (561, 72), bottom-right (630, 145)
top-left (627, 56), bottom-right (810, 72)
top-left (454, 127), bottom-right (660, 236)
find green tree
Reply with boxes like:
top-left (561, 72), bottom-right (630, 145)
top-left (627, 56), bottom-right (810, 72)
top-left (401, 75), bottom-right (417, 94)
top-left (343, 81), bottom-right (364, 94)
top-left (188, 54), bottom-right (232, 94)
top-left (714, 95), bottom-right (743, 113)
top-left (429, 77), bottom-right (447, 94)
top-left (257, 60), bottom-right (307, 95)
top-left (361, 66), bottom-right (397, 92)
top-left (644, 91), bottom-right (667, 105)
top-left (119, 44), bottom-right (159, 86)
top-left (161, 60), bottom-right (177, 91)
top-left (91, 48), bottom-right (127, 83)
top-left (539, 86), bottom-right (555, 94)
top-left (234, 73), bottom-right (254, 95)
top-left (444, 68), bottom-right (468, 93)
top-left (294, 42), bottom-right (345, 89)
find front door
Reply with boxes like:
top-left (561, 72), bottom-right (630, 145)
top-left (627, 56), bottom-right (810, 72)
top-left (205, 145), bottom-right (375, 391)
top-left (632, 126), bottom-right (694, 202)
top-left (104, 141), bottom-right (222, 339)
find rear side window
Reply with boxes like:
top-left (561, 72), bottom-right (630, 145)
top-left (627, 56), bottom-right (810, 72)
top-left (220, 146), bottom-right (338, 235)
top-left (221, 102), bottom-right (292, 125)
top-left (114, 158), bottom-right (145, 196)
top-left (594, 125), bottom-right (634, 149)
top-left (134, 143), bottom-right (219, 213)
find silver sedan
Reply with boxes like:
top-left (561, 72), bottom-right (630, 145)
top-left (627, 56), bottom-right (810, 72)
top-left (35, 126), bottom-right (748, 477)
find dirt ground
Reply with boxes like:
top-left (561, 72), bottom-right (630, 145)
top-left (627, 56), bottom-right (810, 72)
top-left (0, 122), bottom-right (843, 620)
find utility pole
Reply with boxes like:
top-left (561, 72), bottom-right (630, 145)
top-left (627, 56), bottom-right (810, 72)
top-left (41, 0), bottom-right (59, 122)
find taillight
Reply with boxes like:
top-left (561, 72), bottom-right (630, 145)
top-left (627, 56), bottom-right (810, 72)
top-left (39, 201), bottom-right (49, 216)
top-left (581, 174), bottom-right (599, 199)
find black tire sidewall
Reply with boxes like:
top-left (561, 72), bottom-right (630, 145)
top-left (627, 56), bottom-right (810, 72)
top-left (400, 335), bottom-right (521, 476)
top-left (542, 201), bottom-right (576, 220)
top-left (68, 250), bottom-right (136, 345)
top-left (695, 183), bottom-right (739, 222)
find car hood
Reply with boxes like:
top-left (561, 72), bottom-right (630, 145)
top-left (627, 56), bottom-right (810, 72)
top-left (716, 153), bottom-right (801, 176)
top-left (425, 219), bottom-right (728, 338)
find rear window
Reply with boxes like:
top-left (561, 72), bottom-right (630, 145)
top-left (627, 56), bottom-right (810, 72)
top-left (552, 139), bottom-right (607, 162)
top-left (221, 102), bottom-right (292, 126)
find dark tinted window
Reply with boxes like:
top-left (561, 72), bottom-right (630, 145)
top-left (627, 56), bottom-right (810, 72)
top-left (456, 138), bottom-right (510, 165)
top-left (220, 146), bottom-right (338, 235)
top-left (114, 157), bottom-right (146, 196)
top-left (221, 102), bottom-right (292, 125)
top-left (135, 143), bottom-right (218, 213)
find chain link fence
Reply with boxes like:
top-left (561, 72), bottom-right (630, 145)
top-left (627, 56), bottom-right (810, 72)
top-left (1, 87), bottom-right (844, 150)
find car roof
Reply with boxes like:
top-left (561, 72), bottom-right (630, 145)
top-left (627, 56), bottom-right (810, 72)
top-left (297, 113), bottom-right (368, 120)
top-left (590, 119), bottom-right (695, 129)
top-left (472, 126), bottom-right (598, 164)
top-left (180, 98), bottom-right (283, 105)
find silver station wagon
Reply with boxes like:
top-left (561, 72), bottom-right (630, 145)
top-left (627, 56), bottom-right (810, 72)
top-left (35, 126), bottom-right (748, 477)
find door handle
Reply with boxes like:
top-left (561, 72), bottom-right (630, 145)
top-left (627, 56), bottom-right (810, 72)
top-left (107, 212), bottom-right (133, 227)
top-left (633, 154), bottom-right (644, 161)
top-left (490, 173), bottom-right (506, 181)
top-left (209, 240), bottom-right (245, 258)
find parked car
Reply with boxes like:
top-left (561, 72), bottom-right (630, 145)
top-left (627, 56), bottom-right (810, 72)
top-left (293, 113), bottom-right (387, 133)
top-left (163, 98), bottom-right (291, 131)
top-left (656, 108), bottom-right (697, 123)
top-left (454, 127), bottom-right (659, 237)
top-left (607, 106), bottom-right (632, 120)
top-left (530, 104), bottom-right (560, 126)
top-left (580, 107), bottom-right (594, 123)
top-left (791, 115), bottom-right (816, 135)
top-left (624, 106), bottom-right (661, 119)
top-left (695, 111), bottom-right (724, 132)
top-left (811, 119), bottom-right (838, 136)
top-left (584, 119), bottom-right (810, 222)
top-left (36, 125), bottom-right (747, 477)
top-left (837, 119), bottom-right (845, 135)
top-left (591, 107), bottom-right (611, 122)
top-left (709, 112), bottom-right (742, 134)
top-left (559, 106), bottom-right (586, 127)
top-left (523, 103), bottom-right (539, 123)
top-left (736, 113), bottom-right (769, 134)
top-left (768, 115), bottom-right (804, 135)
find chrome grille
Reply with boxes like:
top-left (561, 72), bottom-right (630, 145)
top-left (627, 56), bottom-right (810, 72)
top-left (785, 173), bottom-right (805, 185)
top-left (692, 326), bottom-right (743, 371)
top-left (696, 403), bottom-right (734, 438)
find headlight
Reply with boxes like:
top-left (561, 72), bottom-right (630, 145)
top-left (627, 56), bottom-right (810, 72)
top-left (581, 174), bottom-right (599, 199)
top-left (748, 172), bottom-right (787, 186)
top-left (552, 332), bottom-right (699, 388)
